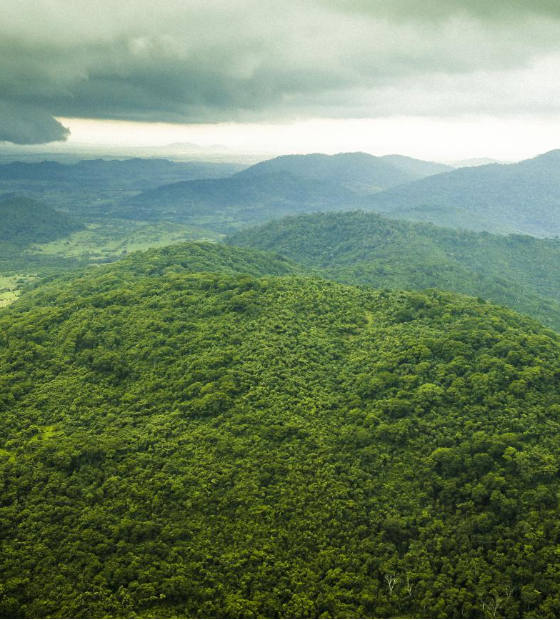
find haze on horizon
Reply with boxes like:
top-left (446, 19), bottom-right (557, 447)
top-left (3, 0), bottom-right (560, 161)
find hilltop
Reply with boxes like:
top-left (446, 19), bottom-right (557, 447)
top-left (2, 242), bottom-right (560, 617)
top-left (235, 152), bottom-right (451, 192)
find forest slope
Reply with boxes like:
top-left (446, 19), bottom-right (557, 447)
top-left (2, 243), bottom-right (560, 617)
top-left (228, 211), bottom-right (560, 331)
top-left (0, 196), bottom-right (82, 248)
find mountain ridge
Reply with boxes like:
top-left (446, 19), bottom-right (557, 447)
top-left (365, 149), bottom-right (560, 236)
top-left (235, 151), bottom-right (451, 191)
top-left (227, 210), bottom-right (560, 331)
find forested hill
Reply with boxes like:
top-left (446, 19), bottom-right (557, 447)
top-left (3, 242), bottom-right (560, 617)
top-left (32, 241), bottom-right (300, 294)
top-left (235, 152), bottom-right (451, 191)
top-left (227, 211), bottom-right (560, 331)
top-left (365, 149), bottom-right (560, 236)
top-left (0, 196), bottom-right (82, 246)
top-left (122, 172), bottom-right (363, 230)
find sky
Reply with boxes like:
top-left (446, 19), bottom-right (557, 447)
top-left (4, 0), bottom-right (560, 160)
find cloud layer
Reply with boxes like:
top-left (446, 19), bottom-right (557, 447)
top-left (3, 0), bottom-right (560, 143)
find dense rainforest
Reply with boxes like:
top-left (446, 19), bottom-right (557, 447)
top-left (5, 149), bottom-right (560, 618)
top-left (228, 211), bottom-right (560, 332)
top-left (2, 242), bottom-right (560, 618)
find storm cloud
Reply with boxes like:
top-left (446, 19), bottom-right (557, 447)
top-left (3, 0), bottom-right (560, 143)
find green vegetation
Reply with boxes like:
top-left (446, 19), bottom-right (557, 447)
top-left (30, 220), bottom-right (221, 262)
top-left (366, 150), bottom-right (560, 236)
top-left (0, 196), bottom-right (86, 301)
top-left (228, 211), bottom-right (560, 331)
top-left (5, 151), bottom-right (560, 618)
top-left (2, 242), bottom-right (560, 617)
top-left (0, 196), bottom-right (82, 246)
top-left (0, 274), bottom-right (36, 307)
top-left (59, 241), bottom-right (300, 283)
top-left (0, 198), bottom-right (222, 304)
top-left (387, 204), bottom-right (508, 234)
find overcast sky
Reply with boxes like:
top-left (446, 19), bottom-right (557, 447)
top-left (4, 0), bottom-right (560, 159)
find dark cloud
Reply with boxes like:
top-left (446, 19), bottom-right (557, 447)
top-left (3, 0), bottom-right (560, 143)
top-left (0, 101), bottom-right (69, 144)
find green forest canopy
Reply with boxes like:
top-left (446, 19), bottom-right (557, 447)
top-left (2, 242), bottom-right (560, 617)
top-left (228, 211), bottom-right (560, 332)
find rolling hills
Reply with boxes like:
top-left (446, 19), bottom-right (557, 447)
top-left (123, 172), bottom-right (364, 230)
top-left (0, 158), bottom-right (244, 216)
top-left (366, 149), bottom-right (560, 236)
top-left (235, 152), bottom-right (451, 192)
top-left (228, 211), bottom-right (560, 331)
top-left (2, 242), bottom-right (560, 618)
top-left (122, 148), bottom-right (560, 237)
top-left (122, 152), bottom-right (451, 231)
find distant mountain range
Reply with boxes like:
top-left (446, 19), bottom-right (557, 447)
top-left (235, 152), bottom-right (451, 192)
top-left (450, 157), bottom-right (512, 167)
top-left (365, 150), bottom-right (560, 236)
top-left (0, 158), bottom-right (243, 189)
top-left (5, 149), bottom-right (560, 238)
top-left (121, 152), bottom-right (452, 230)
top-left (119, 149), bottom-right (560, 236)
top-left (0, 157), bottom-right (246, 216)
